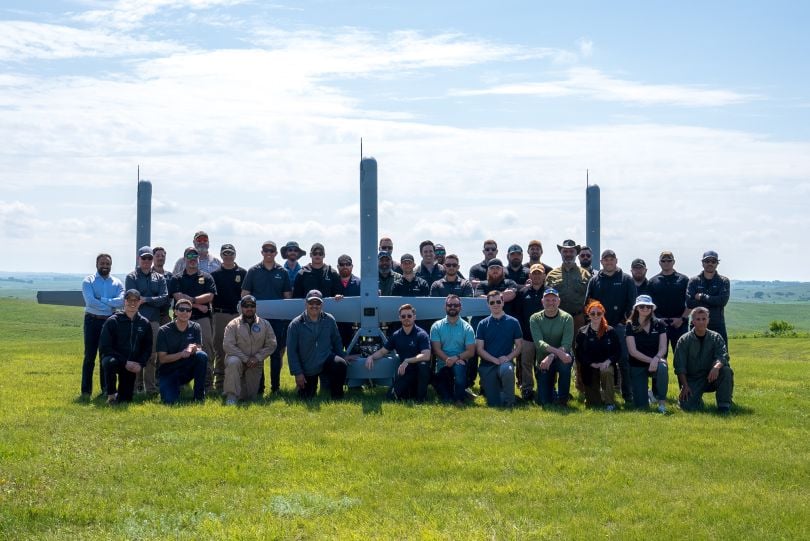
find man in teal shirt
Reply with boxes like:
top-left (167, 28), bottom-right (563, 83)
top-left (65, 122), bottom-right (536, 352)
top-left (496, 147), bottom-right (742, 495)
top-left (430, 295), bottom-right (476, 404)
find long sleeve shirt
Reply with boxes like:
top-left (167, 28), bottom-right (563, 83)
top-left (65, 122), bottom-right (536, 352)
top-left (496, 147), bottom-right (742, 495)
top-left (674, 329), bottom-right (729, 381)
top-left (529, 309), bottom-right (574, 359)
top-left (286, 312), bottom-right (345, 376)
top-left (82, 272), bottom-right (125, 316)
top-left (125, 269), bottom-right (169, 322)
top-left (686, 273), bottom-right (730, 330)
top-left (99, 312), bottom-right (153, 366)
top-left (223, 316), bottom-right (277, 362)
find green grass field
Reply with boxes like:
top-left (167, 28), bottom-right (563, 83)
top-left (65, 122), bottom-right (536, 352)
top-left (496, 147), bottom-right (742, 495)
top-left (1, 299), bottom-right (809, 539)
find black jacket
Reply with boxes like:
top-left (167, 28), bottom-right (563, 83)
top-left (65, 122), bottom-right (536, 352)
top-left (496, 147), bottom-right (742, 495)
top-left (99, 312), bottom-right (153, 366)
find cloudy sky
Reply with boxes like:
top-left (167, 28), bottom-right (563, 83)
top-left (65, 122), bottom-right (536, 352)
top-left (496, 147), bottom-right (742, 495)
top-left (2, 1), bottom-right (808, 280)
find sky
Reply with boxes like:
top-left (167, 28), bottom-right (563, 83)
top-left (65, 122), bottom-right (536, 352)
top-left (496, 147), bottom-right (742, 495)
top-left (1, 1), bottom-right (809, 280)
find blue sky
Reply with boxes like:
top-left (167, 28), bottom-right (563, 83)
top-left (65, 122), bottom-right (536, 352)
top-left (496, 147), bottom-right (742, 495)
top-left (1, 1), bottom-right (809, 279)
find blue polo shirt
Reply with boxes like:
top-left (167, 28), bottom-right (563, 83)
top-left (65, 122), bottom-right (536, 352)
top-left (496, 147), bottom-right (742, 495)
top-left (384, 326), bottom-right (431, 361)
top-left (475, 314), bottom-right (522, 359)
top-left (430, 317), bottom-right (475, 371)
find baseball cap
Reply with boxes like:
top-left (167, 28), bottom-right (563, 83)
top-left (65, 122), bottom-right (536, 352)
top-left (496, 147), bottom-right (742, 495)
top-left (601, 249), bottom-right (617, 259)
top-left (702, 250), bottom-right (720, 261)
top-left (543, 288), bottom-right (560, 297)
top-left (124, 289), bottom-right (141, 300)
top-left (400, 253), bottom-right (415, 263)
top-left (631, 258), bottom-right (646, 268)
top-left (305, 290), bottom-right (323, 303)
top-left (138, 246), bottom-right (153, 258)
top-left (487, 258), bottom-right (504, 268)
top-left (529, 264), bottom-right (546, 274)
top-left (220, 243), bottom-right (236, 255)
top-left (508, 244), bottom-right (523, 254)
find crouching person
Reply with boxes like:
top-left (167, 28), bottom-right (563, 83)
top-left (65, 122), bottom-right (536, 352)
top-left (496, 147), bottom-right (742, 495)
top-left (156, 298), bottom-right (208, 404)
top-left (100, 289), bottom-right (153, 404)
top-left (222, 295), bottom-right (277, 405)
top-left (287, 290), bottom-right (348, 399)
top-left (674, 306), bottom-right (734, 413)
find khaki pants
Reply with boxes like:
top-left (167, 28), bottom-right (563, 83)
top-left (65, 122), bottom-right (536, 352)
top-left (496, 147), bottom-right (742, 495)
top-left (194, 317), bottom-right (215, 392)
top-left (518, 340), bottom-right (536, 393)
top-left (213, 312), bottom-right (238, 393)
top-left (224, 356), bottom-right (263, 400)
top-left (134, 321), bottom-right (160, 393)
top-left (583, 365), bottom-right (615, 407)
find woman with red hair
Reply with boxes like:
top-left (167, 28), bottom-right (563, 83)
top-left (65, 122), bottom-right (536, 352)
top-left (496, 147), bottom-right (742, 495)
top-left (573, 300), bottom-right (620, 410)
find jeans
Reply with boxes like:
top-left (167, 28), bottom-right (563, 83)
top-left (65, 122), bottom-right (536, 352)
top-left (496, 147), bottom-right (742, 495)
top-left (298, 355), bottom-right (347, 399)
top-left (81, 313), bottom-right (108, 395)
top-left (478, 361), bottom-right (516, 407)
top-left (630, 362), bottom-right (669, 409)
top-left (389, 362), bottom-right (432, 402)
top-left (613, 323), bottom-right (632, 402)
top-left (158, 352), bottom-right (208, 404)
top-left (101, 356), bottom-right (138, 402)
top-left (536, 358), bottom-right (573, 405)
top-left (434, 363), bottom-right (468, 402)
top-left (266, 319), bottom-right (287, 392)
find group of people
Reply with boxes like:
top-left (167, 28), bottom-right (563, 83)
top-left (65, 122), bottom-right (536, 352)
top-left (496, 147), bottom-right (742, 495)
top-left (81, 232), bottom-right (734, 413)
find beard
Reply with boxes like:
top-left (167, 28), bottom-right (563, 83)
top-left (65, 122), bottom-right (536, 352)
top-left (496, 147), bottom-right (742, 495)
top-left (446, 308), bottom-right (460, 317)
top-left (98, 267), bottom-right (110, 277)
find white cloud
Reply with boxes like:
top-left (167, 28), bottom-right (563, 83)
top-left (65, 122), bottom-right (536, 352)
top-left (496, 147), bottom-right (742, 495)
top-left (453, 67), bottom-right (757, 107)
top-left (0, 21), bottom-right (185, 61)
top-left (72, 0), bottom-right (250, 31)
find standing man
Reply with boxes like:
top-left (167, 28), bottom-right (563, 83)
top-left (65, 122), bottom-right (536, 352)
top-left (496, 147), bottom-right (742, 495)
top-left (630, 258), bottom-right (650, 296)
top-left (391, 254), bottom-right (430, 297)
top-left (211, 243), bottom-right (247, 394)
top-left (514, 264), bottom-right (547, 400)
top-left (430, 295), bottom-right (476, 404)
top-left (366, 303), bottom-right (432, 402)
top-left (429, 254), bottom-right (473, 298)
top-left (379, 237), bottom-right (402, 273)
top-left (155, 298), bottom-right (208, 403)
top-left (527, 240), bottom-right (553, 274)
top-left (280, 241), bottom-right (306, 286)
top-left (648, 251), bottom-right (691, 352)
top-left (125, 246), bottom-right (169, 395)
top-left (99, 289), bottom-right (152, 404)
top-left (469, 239), bottom-right (499, 281)
top-left (171, 247), bottom-right (217, 393)
top-left (530, 288), bottom-right (575, 407)
top-left (434, 244), bottom-right (447, 266)
top-left (81, 253), bottom-right (124, 397)
top-left (377, 251), bottom-right (401, 296)
top-left (578, 246), bottom-right (594, 275)
top-left (686, 250), bottom-right (731, 345)
top-left (292, 242), bottom-right (340, 298)
top-left (241, 240), bottom-right (292, 394)
top-left (475, 291), bottom-right (523, 407)
top-left (287, 290), bottom-right (348, 399)
top-left (415, 240), bottom-right (445, 285)
top-left (335, 254), bottom-right (361, 349)
top-left (674, 307), bottom-right (734, 413)
top-left (585, 249), bottom-right (637, 403)
top-left (545, 239), bottom-right (591, 332)
top-left (222, 295), bottom-right (277, 404)
top-left (173, 230), bottom-right (221, 275)
top-left (151, 246), bottom-right (174, 325)
top-left (505, 244), bottom-right (529, 285)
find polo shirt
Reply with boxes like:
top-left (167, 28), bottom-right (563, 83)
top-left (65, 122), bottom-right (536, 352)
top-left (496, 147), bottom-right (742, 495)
top-left (515, 285), bottom-right (545, 340)
top-left (293, 264), bottom-right (341, 298)
top-left (391, 275), bottom-right (430, 297)
top-left (648, 271), bottom-right (689, 319)
top-left (506, 265), bottom-right (530, 285)
top-left (429, 277), bottom-right (474, 298)
top-left (430, 317), bottom-right (475, 371)
top-left (385, 326), bottom-right (431, 361)
top-left (475, 313), bottom-right (522, 359)
top-left (627, 318), bottom-right (667, 367)
top-left (157, 320), bottom-right (202, 357)
top-left (212, 265), bottom-right (247, 313)
top-left (173, 270), bottom-right (217, 320)
top-left (243, 262), bottom-right (291, 300)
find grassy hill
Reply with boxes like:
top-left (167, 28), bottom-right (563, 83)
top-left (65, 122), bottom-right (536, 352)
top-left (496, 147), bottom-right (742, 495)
top-left (1, 298), bottom-right (809, 539)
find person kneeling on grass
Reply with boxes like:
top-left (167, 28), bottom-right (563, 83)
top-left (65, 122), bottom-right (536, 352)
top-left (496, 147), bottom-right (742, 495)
top-left (626, 295), bottom-right (669, 413)
top-left (287, 290), bottom-right (348, 399)
top-left (365, 304), bottom-right (432, 402)
top-left (674, 306), bottom-right (734, 414)
top-left (99, 289), bottom-right (153, 404)
top-left (222, 295), bottom-right (277, 405)
top-left (155, 298), bottom-right (208, 404)
top-left (573, 300), bottom-right (620, 411)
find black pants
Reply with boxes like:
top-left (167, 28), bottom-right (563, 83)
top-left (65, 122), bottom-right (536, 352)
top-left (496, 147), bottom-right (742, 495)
top-left (82, 314), bottom-right (108, 395)
top-left (298, 356), bottom-right (347, 399)
top-left (389, 362), bottom-right (431, 402)
top-left (101, 356), bottom-right (137, 402)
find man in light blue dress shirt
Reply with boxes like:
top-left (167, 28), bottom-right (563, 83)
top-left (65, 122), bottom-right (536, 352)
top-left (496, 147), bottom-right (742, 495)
top-left (81, 253), bottom-right (124, 396)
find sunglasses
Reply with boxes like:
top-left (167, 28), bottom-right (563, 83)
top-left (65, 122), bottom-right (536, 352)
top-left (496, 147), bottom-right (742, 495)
top-left (660, 259), bottom-right (674, 263)
top-left (703, 259), bottom-right (718, 264)
top-left (399, 313), bottom-right (414, 319)
top-left (638, 305), bottom-right (653, 310)
top-left (262, 248), bottom-right (276, 253)
top-left (338, 262), bottom-right (352, 267)
top-left (444, 263), bottom-right (458, 268)
top-left (311, 251), bottom-right (325, 256)
top-left (175, 306), bottom-right (192, 313)
top-left (185, 254), bottom-right (198, 260)
top-left (446, 303), bottom-right (461, 308)
top-left (488, 300), bottom-right (503, 305)
top-left (140, 255), bottom-right (154, 260)
top-left (435, 252), bottom-right (446, 256)
top-left (380, 246), bottom-right (393, 251)
top-left (588, 311), bottom-right (603, 317)
top-left (241, 304), bottom-right (256, 309)
top-left (483, 247), bottom-right (497, 252)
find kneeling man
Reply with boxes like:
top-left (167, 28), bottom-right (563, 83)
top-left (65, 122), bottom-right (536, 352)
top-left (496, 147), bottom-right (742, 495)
top-left (476, 291), bottom-right (522, 407)
top-left (99, 289), bottom-right (153, 403)
top-left (156, 298), bottom-right (208, 403)
top-left (287, 290), bottom-right (348, 399)
top-left (222, 295), bottom-right (277, 404)
top-left (674, 307), bottom-right (734, 413)
top-left (430, 295), bottom-right (476, 404)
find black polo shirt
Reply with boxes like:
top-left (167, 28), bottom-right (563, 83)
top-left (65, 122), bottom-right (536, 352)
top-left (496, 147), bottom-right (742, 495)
top-left (515, 284), bottom-right (545, 339)
top-left (506, 265), bottom-right (530, 285)
top-left (392, 275), bottom-right (430, 297)
top-left (243, 262), bottom-right (291, 300)
top-left (627, 318), bottom-right (667, 367)
top-left (173, 270), bottom-right (217, 320)
top-left (429, 277), bottom-right (473, 298)
top-left (292, 264), bottom-right (341, 298)
top-left (416, 263), bottom-right (445, 285)
top-left (157, 320), bottom-right (202, 356)
top-left (468, 260), bottom-right (489, 281)
top-left (212, 265), bottom-right (247, 313)
top-left (648, 271), bottom-right (688, 319)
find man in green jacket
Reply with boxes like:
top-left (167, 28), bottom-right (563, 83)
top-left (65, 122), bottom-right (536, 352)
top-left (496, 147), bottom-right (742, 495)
top-left (530, 288), bottom-right (575, 406)
top-left (674, 307), bottom-right (734, 413)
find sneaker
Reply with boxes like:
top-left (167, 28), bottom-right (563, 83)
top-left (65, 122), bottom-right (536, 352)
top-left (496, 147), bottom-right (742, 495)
top-left (648, 390), bottom-right (655, 405)
top-left (106, 394), bottom-right (118, 405)
top-left (718, 405), bottom-right (730, 415)
top-left (657, 404), bottom-right (667, 414)
top-left (225, 397), bottom-right (237, 406)
top-left (464, 388), bottom-right (479, 399)
top-left (605, 404), bottom-right (616, 412)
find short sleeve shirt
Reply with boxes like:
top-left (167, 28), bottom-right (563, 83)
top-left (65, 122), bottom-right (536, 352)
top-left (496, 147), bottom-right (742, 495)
top-left (384, 326), bottom-right (431, 361)
top-left (627, 318), bottom-right (667, 367)
top-left (475, 314), bottom-right (522, 359)
top-left (156, 320), bottom-right (202, 355)
top-left (243, 263), bottom-right (291, 300)
top-left (430, 317), bottom-right (475, 371)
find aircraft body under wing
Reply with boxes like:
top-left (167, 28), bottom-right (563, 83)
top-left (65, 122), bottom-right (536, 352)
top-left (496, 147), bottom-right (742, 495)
top-left (37, 291), bottom-right (85, 307)
top-left (256, 296), bottom-right (489, 324)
